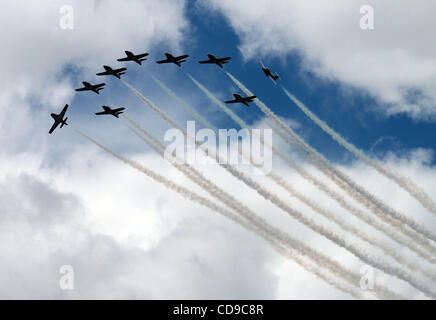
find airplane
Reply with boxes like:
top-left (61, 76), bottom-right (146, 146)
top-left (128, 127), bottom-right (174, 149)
top-left (260, 61), bottom-right (279, 81)
top-left (156, 52), bottom-right (189, 67)
top-left (198, 54), bottom-right (231, 68)
top-left (96, 65), bottom-right (127, 79)
top-left (75, 81), bottom-right (106, 94)
top-left (95, 105), bottom-right (125, 118)
top-left (225, 94), bottom-right (257, 107)
top-left (117, 50), bottom-right (149, 65)
top-left (49, 104), bottom-right (69, 134)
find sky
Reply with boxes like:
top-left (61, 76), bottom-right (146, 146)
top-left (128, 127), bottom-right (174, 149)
top-left (1, 0), bottom-right (436, 299)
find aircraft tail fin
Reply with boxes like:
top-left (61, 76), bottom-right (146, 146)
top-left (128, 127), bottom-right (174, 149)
top-left (61, 117), bottom-right (68, 128)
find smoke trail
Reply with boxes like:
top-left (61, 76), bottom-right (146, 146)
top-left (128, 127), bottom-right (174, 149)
top-left (185, 74), bottom-right (436, 271)
top-left (187, 73), bottom-right (250, 129)
top-left (265, 119), bottom-right (436, 263)
top-left (223, 161), bottom-right (436, 298)
top-left (76, 129), bottom-right (368, 299)
top-left (122, 82), bottom-right (413, 298)
top-left (124, 118), bottom-right (405, 299)
top-left (184, 75), bottom-right (435, 295)
top-left (268, 170), bottom-right (436, 282)
top-left (225, 71), bottom-right (436, 253)
top-left (150, 74), bottom-right (217, 130)
top-left (171, 75), bottom-right (431, 263)
top-left (282, 87), bottom-right (436, 215)
top-left (122, 80), bottom-right (181, 130)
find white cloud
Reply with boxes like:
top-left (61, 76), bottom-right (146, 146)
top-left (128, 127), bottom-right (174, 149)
top-left (1, 135), bottom-right (435, 298)
top-left (1, 0), bottom-right (435, 299)
top-left (0, 0), bottom-right (189, 154)
top-left (201, 0), bottom-right (436, 119)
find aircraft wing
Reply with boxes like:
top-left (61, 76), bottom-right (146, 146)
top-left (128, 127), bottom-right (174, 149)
top-left (112, 107), bottom-right (125, 112)
top-left (95, 111), bottom-right (109, 115)
top-left (114, 67), bottom-right (127, 73)
top-left (75, 87), bottom-right (87, 92)
top-left (225, 99), bottom-right (238, 104)
top-left (218, 57), bottom-right (231, 62)
top-left (198, 60), bottom-right (212, 64)
top-left (49, 121), bottom-right (60, 134)
top-left (117, 57), bottom-right (130, 62)
top-left (59, 104), bottom-right (68, 118)
top-left (95, 83), bottom-right (105, 88)
top-left (156, 59), bottom-right (170, 64)
top-left (137, 53), bottom-right (149, 59)
top-left (175, 54), bottom-right (189, 61)
top-left (96, 71), bottom-right (109, 76)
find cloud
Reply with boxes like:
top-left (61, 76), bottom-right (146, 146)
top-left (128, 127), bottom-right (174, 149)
top-left (1, 1), bottom-right (435, 299)
top-left (0, 151), bottom-right (284, 299)
top-left (0, 0), bottom-right (190, 154)
top-left (200, 0), bottom-right (436, 119)
top-left (1, 132), bottom-right (435, 299)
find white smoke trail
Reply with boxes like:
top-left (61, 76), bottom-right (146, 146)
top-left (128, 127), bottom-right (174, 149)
top-left (225, 71), bottom-right (436, 253)
top-left (122, 83), bottom-right (415, 298)
top-left (122, 80), bottom-right (181, 130)
top-left (162, 76), bottom-right (434, 264)
top-left (150, 74), bottom-right (217, 130)
top-left (282, 87), bottom-right (436, 215)
top-left (76, 129), bottom-right (369, 299)
top-left (223, 161), bottom-right (436, 298)
top-left (183, 76), bottom-right (436, 295)
top-left (185, 74), bottom-right (436, 273)
top-left (264, 118), bottom-right (436, 263)
top-left (124, 118), bottom-right (407, 299)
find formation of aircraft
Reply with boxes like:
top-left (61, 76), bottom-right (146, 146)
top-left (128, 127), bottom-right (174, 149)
top-left (156, 52), bottom-right (189, 67)
top-left (95, 106), bottom-right (125, 118)
top-left (198, 54), bottom-right (231, 68)
top-left (117, 51), bottom-right (149, 65)
top-left (225, 94), bottom-right (257, 107)
top-left (49, 104), bottom-right (69, 134)
top-left (75, 81), bottom-right (106, 94)
top-left (261, 61), bottom-right (279, 81)
top-left (96, 65), bottom-right (127, 79)
top-left (51, 50), bottom-right (282, 133)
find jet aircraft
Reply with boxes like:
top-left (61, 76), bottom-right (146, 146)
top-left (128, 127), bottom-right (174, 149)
top-left (225, 94), bottom-right (257, 107)
top-left (49, 104), bottom-right (69, 134)
top-left (198, 54), bottom-right (231, 68)
top-left (95, 106), bottom-right (125, 118)
top-left (75, 81), bottom-right (106, 94)
top-left (96, 65), bottom-right (127, 79)
top-left (117, 51), bottom-right (149, 65)
top-left (260, 62), bottom-right (279, 81)
top-left (156, 53), bottom-right (189, 67)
